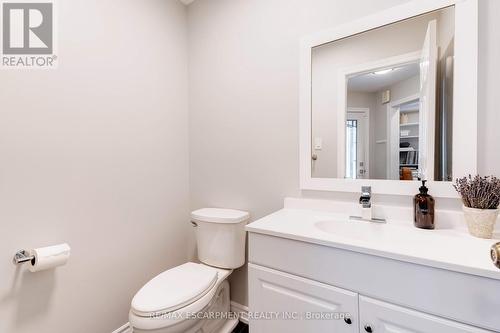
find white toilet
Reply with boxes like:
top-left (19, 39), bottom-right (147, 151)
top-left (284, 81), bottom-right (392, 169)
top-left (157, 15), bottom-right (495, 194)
top-left (129, 208), bottom-right (249, 333)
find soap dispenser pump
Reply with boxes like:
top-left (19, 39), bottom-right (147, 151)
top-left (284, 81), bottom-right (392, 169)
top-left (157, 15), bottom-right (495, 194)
top-left (414, 180), bottom-right (435, 229)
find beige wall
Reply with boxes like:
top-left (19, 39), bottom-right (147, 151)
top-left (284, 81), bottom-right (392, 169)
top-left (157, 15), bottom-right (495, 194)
top-left (0, 1), bottom-right (190, 332)
top-left (188, 0), bottom-right (500, 308)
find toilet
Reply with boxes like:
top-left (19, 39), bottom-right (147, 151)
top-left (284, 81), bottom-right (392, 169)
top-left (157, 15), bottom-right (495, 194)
top-left (129, 208), bottom-right (249, 333)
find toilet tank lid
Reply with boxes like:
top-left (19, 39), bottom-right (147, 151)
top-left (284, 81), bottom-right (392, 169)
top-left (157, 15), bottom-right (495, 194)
top-left (191, 208), bottom-right (249, 224)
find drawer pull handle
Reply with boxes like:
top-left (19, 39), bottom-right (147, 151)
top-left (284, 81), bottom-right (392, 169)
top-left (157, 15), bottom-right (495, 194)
top-left (364, 324), bottom-right (373, 332)
top-left (344, 317), bottom-right (352, 325)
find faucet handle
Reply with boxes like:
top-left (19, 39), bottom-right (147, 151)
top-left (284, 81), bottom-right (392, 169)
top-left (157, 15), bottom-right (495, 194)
top-left (361, 186), bottom-right (371, 196)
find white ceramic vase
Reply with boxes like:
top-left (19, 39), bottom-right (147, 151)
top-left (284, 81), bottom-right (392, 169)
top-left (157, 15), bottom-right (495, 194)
top-left (462, 206), bottom-right (499, 239)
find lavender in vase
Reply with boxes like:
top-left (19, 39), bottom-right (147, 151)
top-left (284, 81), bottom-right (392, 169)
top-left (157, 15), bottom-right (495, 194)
top-left (453, 175), bottom-right (500, 239)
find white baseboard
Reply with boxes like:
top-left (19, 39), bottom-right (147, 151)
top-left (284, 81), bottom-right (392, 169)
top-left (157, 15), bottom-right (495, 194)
top-left (111, 322), bottom-right (131, 333)
top-left (230, 301), bottom-right (249, 324)
top-left (113, 301), bottom-right (248, 333)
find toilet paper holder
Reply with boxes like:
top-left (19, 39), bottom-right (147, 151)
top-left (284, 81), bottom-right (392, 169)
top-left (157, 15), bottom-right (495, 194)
top-left (12, 250), bottom-right (35, 265)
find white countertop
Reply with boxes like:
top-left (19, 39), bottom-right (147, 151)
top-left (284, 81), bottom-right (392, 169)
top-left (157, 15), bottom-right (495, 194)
top-left (246, 208), bottom-right (500, 280)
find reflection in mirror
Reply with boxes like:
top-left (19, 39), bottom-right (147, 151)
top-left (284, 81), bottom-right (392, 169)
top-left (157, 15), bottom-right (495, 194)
top-left (311, 6), bottom-right (455, 182)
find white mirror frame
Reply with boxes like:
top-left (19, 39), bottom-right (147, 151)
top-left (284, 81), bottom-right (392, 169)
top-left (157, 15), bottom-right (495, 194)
top-left (299, 0), bottom-right (478, 198)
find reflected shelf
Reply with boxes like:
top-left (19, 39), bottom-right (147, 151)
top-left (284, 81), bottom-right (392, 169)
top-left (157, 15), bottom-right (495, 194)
top-left (400, 122), bottom-right (419, 127)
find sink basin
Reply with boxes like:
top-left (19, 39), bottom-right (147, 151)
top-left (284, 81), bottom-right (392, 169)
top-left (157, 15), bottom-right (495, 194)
top-left (314, 219), bottom-right (388, 242)
top-left (314, 218), bottom-right (459, 249)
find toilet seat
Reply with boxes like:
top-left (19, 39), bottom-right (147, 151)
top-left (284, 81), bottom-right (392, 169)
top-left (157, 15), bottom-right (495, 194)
top-left (131, 262), bottom-right (218, 317)
top-left (129, 265), bottom-right (232, 332)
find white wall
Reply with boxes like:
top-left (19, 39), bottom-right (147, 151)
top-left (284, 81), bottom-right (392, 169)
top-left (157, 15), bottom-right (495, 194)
top-left (187, 0), bottom-right (415, 307)
top-left (2, 0), bottom-right (497, 329)
top-left (477, 0), bottom-right (500, 176)
top-left (389, 75), bottom-right (420, 102)
top-left (0, 1), bottom-right (190, 332)
top-left (188, 0), bottom-right (500, 308)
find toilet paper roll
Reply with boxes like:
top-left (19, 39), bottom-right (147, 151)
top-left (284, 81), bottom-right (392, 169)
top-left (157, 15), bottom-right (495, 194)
top-left (29, 243), bottom-right (71, 272)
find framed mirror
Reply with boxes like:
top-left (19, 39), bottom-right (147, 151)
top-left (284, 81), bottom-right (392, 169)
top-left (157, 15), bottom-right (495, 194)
top-left (299, 0), bottom-right (478, 197)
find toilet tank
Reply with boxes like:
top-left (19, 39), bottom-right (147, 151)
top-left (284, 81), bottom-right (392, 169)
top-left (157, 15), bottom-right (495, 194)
top-left (191, 208), bottom-right (249, 269)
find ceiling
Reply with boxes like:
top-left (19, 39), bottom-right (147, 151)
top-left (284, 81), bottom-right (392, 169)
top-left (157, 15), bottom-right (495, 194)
top-left (179, 0), bottom-right (196, 5)
top-left (348, 63), bottom-right (419, 93)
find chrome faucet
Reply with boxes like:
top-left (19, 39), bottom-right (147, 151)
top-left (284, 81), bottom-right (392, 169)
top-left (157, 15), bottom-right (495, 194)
top-left (359, 186), bottom-right (371, 208)
top-left (350, 186), bottom-right (386, 223)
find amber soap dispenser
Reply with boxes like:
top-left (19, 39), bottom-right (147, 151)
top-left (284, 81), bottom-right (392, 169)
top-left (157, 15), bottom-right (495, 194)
top-left (414, 180), bottom-right (435, 229)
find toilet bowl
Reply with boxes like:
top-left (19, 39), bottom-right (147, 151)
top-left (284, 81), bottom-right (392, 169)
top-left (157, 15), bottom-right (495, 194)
top-left (129, 208), bottom-right (249, 333)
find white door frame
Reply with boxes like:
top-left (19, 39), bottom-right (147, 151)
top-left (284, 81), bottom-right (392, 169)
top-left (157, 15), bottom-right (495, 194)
top-left (346, 107), bottom-right (370, 179)
top-left (418, 19), bottom-right (438, 182)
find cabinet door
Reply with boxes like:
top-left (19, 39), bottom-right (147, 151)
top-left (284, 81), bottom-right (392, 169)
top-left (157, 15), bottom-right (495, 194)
top-left (359, 296), bottom-right (494, 333)
top-left (248, 264), bottom-right (358, 333)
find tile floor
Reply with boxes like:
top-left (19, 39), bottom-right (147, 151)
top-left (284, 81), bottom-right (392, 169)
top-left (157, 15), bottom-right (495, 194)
top-left (232, 321), bottom-right (249, 333)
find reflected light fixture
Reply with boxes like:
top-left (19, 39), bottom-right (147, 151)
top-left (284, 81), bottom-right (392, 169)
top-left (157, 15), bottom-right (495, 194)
top-left (372, 68), bottom-right (395, 75)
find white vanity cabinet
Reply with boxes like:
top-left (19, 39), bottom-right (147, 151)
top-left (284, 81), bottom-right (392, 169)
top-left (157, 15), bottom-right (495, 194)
top-left (359, 296), bottom-right (492, 333)
top-left (247, 232), bottom-right (500, 333)
top-left (249, 264), bottom-right (358, 333)
top-left (249, 264), bottom-right (493, 333)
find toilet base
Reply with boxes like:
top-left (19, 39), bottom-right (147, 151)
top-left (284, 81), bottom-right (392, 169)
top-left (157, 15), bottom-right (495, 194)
top-left (217, 318), bottom-right (239, 333)
top-left (132, 280), bottom-right (235, 333)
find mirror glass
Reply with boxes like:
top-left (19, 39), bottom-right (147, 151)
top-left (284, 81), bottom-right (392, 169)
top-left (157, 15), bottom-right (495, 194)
top-left (311, 7), bottom-right (455, 181)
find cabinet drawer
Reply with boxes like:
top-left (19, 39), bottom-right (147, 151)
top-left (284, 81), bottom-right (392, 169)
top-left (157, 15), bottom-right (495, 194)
top-left (249, 263), bottom-right (359, 333)
top-left (359, 296), bottom-right (495, 333)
